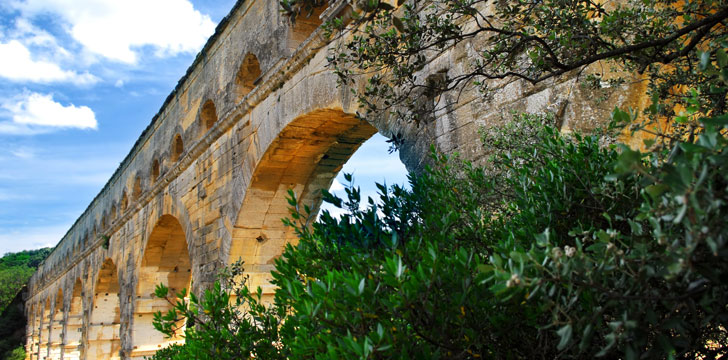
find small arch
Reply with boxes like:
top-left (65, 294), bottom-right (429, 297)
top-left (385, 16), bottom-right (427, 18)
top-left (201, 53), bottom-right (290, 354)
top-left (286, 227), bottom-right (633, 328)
top-left (88, 259), bottom-right (121, 359)
top-left (49, 288), bottom-right (63, 358)
top-left (26, 303), bottom-right (38, 359)
top-left (287, 4), bottom-right (327, 52)
top-left (200, 100), bottom-right (218, 132)
top-left (40, 297), bottom-right (51, 358)
top-left (121, 191), bottom-right (129, 212)
top-left (151, 159), bottom-right (160, 182)
top-left (171, 134), bottom-right (184, 162)
top-left (235, 53), bottom-right (261, 102)
top-left (133, 175), bottom-right (142, 201)
top-left (110, 204), bottom-right (117, 221)
top-left (65, 278), bottom-right (83, 358)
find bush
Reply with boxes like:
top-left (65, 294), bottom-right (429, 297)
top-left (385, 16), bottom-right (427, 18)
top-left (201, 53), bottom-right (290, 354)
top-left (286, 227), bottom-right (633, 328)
top-left (151, 48), bottom-right (728, 359)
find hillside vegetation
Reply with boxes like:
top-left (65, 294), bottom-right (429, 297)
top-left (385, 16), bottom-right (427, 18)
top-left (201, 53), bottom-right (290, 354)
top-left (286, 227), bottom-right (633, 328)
top-left (0, 247), bottom-right (52, 312)
top-left (0, 247), bottom-right (52, 360)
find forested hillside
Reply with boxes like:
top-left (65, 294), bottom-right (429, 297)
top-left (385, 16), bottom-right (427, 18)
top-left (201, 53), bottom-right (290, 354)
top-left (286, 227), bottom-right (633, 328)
top-left (0, 248), bottom-right (52, 359)
top-left (0, 248), bottom-right (52, 313)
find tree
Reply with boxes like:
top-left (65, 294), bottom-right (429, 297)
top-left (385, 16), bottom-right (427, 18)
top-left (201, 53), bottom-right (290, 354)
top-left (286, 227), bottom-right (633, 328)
top-left (284, 0), bottom-right (727, 143)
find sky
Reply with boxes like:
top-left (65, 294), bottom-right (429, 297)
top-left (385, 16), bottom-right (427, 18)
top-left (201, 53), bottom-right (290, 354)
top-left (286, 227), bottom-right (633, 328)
top-left (0, 0), bottom-right (409, 255)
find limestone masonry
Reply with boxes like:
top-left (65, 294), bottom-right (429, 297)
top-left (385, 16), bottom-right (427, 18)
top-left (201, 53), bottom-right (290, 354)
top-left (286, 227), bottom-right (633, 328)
top-left (23, 1), bottom-right (646, 359)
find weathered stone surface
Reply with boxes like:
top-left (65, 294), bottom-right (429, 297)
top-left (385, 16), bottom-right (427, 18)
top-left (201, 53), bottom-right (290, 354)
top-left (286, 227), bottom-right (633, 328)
top-left (23, 1), bottom-right (645, 359)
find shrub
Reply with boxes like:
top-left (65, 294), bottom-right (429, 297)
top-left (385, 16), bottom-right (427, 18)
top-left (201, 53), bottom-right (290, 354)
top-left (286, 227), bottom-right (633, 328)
top-left (151, 44), bottom-right (728, 360)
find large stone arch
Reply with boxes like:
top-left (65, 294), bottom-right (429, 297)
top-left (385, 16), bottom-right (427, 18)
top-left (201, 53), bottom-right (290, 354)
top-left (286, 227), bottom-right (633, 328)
top-left (227, 108), bottom-right (382, 299)
top-left (130, 214), bottom-right (191, 359)
top-left (88, 258), bottom-right (122, 360)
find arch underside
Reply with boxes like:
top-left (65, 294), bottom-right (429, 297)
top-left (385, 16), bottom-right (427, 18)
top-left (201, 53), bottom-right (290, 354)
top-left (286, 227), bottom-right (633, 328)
top-left (49, 289), bottom-right (63, 359)
top-left (64, 278), bottom-right (83, 360)
top-left (131, 214), bottom-right (191, 359)
top-left (88, 259), bottom-right (121, 360)
top-left (230, 108), bottom-right (377, 297)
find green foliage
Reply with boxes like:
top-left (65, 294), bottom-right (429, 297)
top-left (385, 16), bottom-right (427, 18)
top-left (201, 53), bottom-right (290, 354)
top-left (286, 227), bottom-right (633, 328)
top-left (152, 104), bottom-right (728, 358)
top-left (154, 112), bottom-right (725, 359)
top-left (148, 3), bottom-right (728, 359)
top-left (0, 247), bottom-right (52, 312)
top-left (4, 346), bottom-right (26, 360)
top-left (0, 247), bottom-right (53, 270)
top-left (301, 0), bottom-right (728, 137)
top-left (0, 248), bottom-right (51, 359)
top-left (0, 292), bottom-right (29, 359)
top-left (149, 261), bottom-right (286, 360)
top-left (0, 266), bottom-right (34, 313)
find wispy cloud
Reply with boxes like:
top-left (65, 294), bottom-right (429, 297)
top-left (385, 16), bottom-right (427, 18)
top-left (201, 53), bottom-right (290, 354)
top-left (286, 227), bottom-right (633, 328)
top-left (0, 40), bottom-right (98, 84)
top-left (12, 0), bottom-right (216, 64)
top-left (0, 224), bottom-right (68, 254)
top-left (10, 146), bottom-right (35, 159)
top-left (0, 92), bottom-right (97, 135)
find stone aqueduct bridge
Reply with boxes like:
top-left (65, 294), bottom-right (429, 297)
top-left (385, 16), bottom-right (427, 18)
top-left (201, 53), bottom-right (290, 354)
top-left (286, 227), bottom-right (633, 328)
top-left (22, 0), bottom-right (645, 359)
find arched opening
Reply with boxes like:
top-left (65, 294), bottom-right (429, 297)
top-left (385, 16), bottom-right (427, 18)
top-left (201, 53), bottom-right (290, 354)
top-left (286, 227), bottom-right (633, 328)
top-left (230, 109), bottom-right (394, 301)
top-left (234, 53), bottom-right (261, 102)
top-left (110, 205), bottom-right (117, 222)
top-left (287, 4), bottom-right (326, 52)
top-left (40, 298), bottom-right (51, 359)
top-left (121, 192), bottom-right (128, 212)
top-left (133, 175), bottom-right (142, 201)
top-left (49, 288), bottom-right (64, 358)
top-left (26, 304), bottom-right (38, 360)
top-left (151, 159), bottom-right (160, 183)
top-left (88, 259), bottom-right (121, 360)
top-left (131, 215), bottom-right (191, 358)
top-left (200, 100), bottom-right (218, 132)
top-left (318, 133), bottom-right (410, 217)
top-left (64, 278), bottom-right (83, 360)
top-left (171, 135), bottom-right (184, 162)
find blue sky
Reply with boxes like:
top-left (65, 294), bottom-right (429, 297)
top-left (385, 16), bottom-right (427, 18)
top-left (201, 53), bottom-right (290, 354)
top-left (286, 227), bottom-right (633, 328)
top-left (0, 0), bottom-right (408, 255)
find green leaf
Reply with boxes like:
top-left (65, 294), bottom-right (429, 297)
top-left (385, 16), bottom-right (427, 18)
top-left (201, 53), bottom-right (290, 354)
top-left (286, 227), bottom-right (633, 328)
top-left (615, 145), bottom-right (642, 173)
top-left (556, 324), bottom-right (572, 350)
top-left (717, 49), bottom-right (728, 67)
top-left (535, 228), bottom-right (550, 247)
top-left (699, 50), bottom-right (711, 71)
top-left (645, 184), bottom-right (668, 199)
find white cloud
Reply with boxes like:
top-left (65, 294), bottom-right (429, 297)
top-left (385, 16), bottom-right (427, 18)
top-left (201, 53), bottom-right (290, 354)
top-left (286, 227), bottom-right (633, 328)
top-left (10, 147), bottom-right (35, 159)
top-left (0, 40), bottom-right (98, 84)
top-left (329, 178), bottom-right (345, 192)
top-left (0, 92), bottom-right (97, 135)
top-left (12, 18), bottom-right (61, 50)
top-left (0, 224), bottom-right (67, 254)
top-left (13, 0), bottom-right (216, 64)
